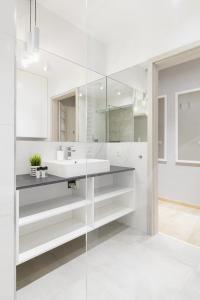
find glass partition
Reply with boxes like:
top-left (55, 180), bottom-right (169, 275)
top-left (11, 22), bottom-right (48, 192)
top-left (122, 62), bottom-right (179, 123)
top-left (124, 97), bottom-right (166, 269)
top-left (86, 62), bottom-right (149, 299)
top-left (16, 1), bottom-right (90, 296)
top-left (16, 40), bottom-right (149, 300)
top-left (16, 1), bottom-right (150, 300)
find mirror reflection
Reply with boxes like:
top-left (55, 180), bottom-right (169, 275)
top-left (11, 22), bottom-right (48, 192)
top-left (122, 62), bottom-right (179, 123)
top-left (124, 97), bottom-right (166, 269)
top-left (16, 40), bottom-right (148, 143)
top-left (108, 64), bottom-right (148, 142)
top-left (16, 40), bottom-right (104, 142)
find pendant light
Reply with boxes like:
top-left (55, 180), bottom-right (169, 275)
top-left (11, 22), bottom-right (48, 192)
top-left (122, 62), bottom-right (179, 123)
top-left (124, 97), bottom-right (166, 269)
top-left (22, 0), bottom-right (40, 67)
top-left (32, 0), bottom-right (40, 51)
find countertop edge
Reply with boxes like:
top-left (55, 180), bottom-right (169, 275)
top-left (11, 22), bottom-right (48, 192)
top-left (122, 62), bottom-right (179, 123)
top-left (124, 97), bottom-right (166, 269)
top-left (16, 166), bottom-right (135, 190)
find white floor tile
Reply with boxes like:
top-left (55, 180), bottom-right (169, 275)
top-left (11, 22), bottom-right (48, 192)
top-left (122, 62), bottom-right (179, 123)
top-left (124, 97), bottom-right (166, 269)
top-left (144, 233), bottom-right (200, 269)
top-left (17, 229), bottom-right (200, 300)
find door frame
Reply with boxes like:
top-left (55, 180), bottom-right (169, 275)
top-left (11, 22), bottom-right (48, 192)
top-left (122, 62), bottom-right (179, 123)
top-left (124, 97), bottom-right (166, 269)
top-left (147, 40), bottom-right (200, 235)
top-left (51, 89), bottom-right (79, 141)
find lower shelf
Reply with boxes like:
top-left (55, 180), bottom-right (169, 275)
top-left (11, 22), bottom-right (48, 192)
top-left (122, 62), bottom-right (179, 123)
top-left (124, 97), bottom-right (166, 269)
top-left (94, 204), bottom-right (134, 229)
top-left (95, 185), bottom-right (134, 202)
top-left (19, 196), bottom-right (88, 227)
top-left (18, 218), bottom-right (89, 265)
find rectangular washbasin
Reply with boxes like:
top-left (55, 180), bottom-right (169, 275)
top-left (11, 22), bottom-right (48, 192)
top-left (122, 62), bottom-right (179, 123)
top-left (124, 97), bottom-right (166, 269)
top-left (45, 159), bottom-right (110, 178)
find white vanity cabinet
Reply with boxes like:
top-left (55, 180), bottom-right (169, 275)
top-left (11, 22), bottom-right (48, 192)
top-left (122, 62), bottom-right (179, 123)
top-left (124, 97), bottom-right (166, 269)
top-left (16, 170), bottom-right (135, 265)
top-left (16, 70), bottom-right (48, 139)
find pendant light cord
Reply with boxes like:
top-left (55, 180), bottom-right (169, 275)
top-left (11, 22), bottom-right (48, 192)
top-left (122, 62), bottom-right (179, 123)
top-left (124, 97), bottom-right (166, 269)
top-left (29, 0), bottom-right (37, 30)
top-left (35, 0), bottom-right (37, 26)
top-left (30, 0), bottom-right (32, 32)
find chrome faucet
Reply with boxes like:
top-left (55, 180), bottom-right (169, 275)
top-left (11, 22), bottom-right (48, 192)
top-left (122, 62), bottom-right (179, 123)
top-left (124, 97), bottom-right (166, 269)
top-left (66, 146), bottom-right (76, 160)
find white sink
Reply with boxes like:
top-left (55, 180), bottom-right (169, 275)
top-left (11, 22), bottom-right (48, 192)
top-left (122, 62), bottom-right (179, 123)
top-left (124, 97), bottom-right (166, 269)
top-left (45, 159), bottom-right (110, 178)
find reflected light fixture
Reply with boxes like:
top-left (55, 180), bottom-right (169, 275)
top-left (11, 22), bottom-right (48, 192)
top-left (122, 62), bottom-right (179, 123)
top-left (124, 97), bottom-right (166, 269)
top-left (141, 92), bottom-right (147, 107)
top-left (172, 0), bottom-right (182, 5)
top-left (43, 65), bottom-right (48, 72)
top-left (141, 100), bottom-right (146, 107)
top-left (117, 91), bottom-right (121, 96)
top-left (99, 85), bottom-right (104, 90)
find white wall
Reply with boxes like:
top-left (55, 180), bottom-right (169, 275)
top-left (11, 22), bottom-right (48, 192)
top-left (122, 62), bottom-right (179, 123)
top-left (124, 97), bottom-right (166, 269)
top-left (158, 58), bottom-right (200, 205)
top-left (106, 4), bottom-right (200, 74)
top-left (0, 0), bottom-right (15, 299)
top-left (16, 141), bottom-right (107, 175)
top-left (16, 0), bottom-right (106, 74)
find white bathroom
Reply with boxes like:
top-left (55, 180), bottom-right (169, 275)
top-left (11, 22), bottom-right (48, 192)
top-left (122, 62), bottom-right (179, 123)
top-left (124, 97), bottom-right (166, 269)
top-left (1, 0), bottom-right (200, 299)
top-left (15, 0), bottom-right (149, 297)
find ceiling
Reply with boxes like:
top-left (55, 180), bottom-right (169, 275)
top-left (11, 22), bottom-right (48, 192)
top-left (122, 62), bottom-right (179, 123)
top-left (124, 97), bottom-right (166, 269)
top-left (38, 0), bottom-right (200, 45)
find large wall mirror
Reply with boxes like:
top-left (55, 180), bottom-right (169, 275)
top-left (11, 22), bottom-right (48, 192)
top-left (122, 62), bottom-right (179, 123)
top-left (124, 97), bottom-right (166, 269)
top-left (16, 40), bottom-right (105, 142)
top-left (16, 40), bottom-right (148, 143)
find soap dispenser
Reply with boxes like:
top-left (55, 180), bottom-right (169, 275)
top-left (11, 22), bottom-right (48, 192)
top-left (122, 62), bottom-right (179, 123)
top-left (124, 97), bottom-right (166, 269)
top-left (57, 145), bottom-right (64, 161)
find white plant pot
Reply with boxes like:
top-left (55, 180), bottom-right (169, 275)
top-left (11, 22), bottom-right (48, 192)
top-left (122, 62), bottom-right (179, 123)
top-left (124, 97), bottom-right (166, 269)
top-left (30, 166), bottom-right (40, 177)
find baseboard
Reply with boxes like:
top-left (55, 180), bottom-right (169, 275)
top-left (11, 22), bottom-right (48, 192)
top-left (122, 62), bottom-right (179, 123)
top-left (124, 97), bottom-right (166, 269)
top-left (159, 197), bottom-right (200, 209)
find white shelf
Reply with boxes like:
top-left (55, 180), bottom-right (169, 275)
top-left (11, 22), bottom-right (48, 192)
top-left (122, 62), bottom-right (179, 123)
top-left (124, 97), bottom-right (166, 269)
top-left (94, 204), bottom-right (134, 229)
top-left (19, 196), bottom-right (89, 227)
top-left (94, 185), bottom-right (133, 203)
top-left (96, 103), bottom-right (133, 113)
top-left (18, 218), bottom-right (89, 265)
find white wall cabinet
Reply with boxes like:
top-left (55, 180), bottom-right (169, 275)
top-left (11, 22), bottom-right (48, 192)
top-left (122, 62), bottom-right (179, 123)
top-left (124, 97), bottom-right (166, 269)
top-left (16, 70), bottom-right (48, 138)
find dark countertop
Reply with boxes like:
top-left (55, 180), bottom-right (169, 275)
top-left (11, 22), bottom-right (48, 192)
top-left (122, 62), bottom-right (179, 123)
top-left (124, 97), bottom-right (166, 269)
top-left (16, 165), bottom-right (135, 190)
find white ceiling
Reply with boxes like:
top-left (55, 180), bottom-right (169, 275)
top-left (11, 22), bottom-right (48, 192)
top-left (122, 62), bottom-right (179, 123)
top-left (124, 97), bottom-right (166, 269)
top-left (38, 0), bottom-right (200, 45)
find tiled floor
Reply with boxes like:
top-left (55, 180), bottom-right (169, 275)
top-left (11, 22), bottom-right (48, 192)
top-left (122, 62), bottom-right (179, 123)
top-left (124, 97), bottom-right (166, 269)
top-left (159, 199), bottom-right (200, 246)
top-left (17, 222), bottom-right (200, 300)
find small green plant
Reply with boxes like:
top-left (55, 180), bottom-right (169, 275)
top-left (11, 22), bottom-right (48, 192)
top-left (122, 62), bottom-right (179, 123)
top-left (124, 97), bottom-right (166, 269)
top-left (29, 154), bottom-right (42, 166)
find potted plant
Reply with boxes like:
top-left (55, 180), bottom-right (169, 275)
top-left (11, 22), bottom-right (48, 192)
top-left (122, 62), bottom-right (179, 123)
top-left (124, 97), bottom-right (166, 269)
top-left (29, 154), bottom-right (42, 177)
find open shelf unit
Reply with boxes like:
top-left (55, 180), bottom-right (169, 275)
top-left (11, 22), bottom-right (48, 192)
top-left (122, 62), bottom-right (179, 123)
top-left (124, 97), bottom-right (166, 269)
top-left (16, 170), bottom-right (135, 265)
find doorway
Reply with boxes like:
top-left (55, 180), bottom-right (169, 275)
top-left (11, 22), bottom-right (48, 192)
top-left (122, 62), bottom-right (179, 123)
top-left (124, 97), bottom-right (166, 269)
top-left (59, 96), bottom-right (76, 141)
top-left (51, 90), bottom-right (78, 142)
top-left (150, 44), bottom-right (200, 247)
